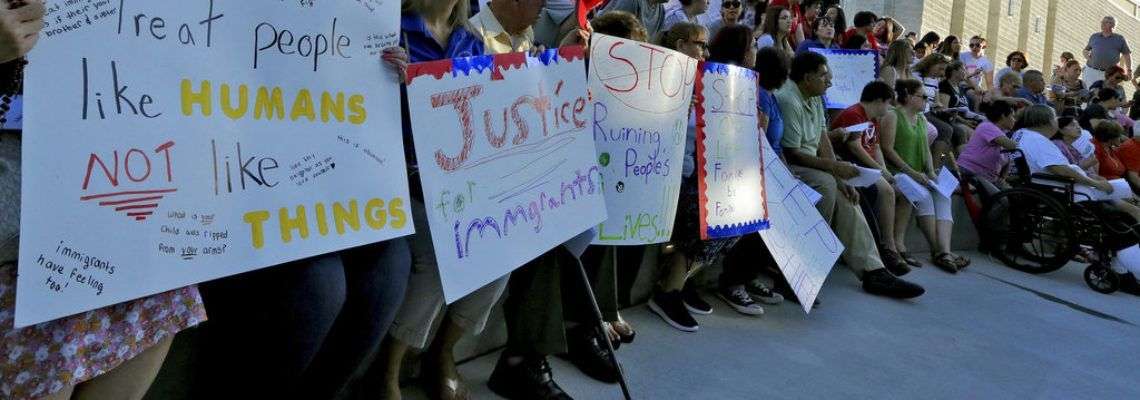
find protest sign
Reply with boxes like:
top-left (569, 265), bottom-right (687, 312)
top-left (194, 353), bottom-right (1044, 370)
top-left (809, 49), bottom-right (879, 109)
top-left (758, 137), bottom-right (843, 314)
top-left (18, 0), bottom-right (412, 327)
top-left (589, 33), bottom-right (695, 245)
top-left (695, 62), bottom-right (768, 240)
top-left (406, 47), bottom-right (606, 302)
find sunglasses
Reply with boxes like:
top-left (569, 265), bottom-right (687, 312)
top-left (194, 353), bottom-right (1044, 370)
top-left (723, 1), bottom-right (742, 8)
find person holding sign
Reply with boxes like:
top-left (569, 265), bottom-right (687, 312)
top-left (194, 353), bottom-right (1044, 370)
top-left (373, 1), bottom-right (553, 399)
top-left (648, 22), bottom-right (722, 331)
top-left (881, 79), bottom-right (969, 273)
top-left (0, 3), bottom-right (209, 400)
top-left (776, 51), bottom-right (925, 299)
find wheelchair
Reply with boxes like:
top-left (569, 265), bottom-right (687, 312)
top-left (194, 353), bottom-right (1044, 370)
top-left (978, 150), bottom-right (1140, 294)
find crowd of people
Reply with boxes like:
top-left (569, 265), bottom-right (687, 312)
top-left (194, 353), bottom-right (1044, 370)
top-left (3, 0), bottom-right (1140, 400)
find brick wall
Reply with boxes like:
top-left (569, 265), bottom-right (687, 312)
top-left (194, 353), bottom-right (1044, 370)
top-left (846, 0), bottom-right (1140, 91)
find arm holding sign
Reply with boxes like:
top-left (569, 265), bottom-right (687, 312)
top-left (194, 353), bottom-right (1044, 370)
top-left (0, 0), bottom-right (42, 63)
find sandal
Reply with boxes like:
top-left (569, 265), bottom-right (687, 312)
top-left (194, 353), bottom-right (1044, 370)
top-left (900, 252), bottom-right (923, 268)
top-left (951, 253), bottom-right (971, 269)
top-left (932, 252), bottom-right (960, 274)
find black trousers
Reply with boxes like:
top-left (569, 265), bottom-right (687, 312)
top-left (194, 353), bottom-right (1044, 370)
top-left (197, 239), bottom-right (410, 399)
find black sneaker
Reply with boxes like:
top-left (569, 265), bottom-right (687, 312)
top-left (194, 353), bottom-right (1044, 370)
top-left (744, 279), bottom-right (785, 305)
top-left (563, 326), bottom-right (620, 384)
top-left (717, 285), bottom-right (765, 315)
top-left (862, 268), bottom-right (925, 299)
top-left (681, 284), bottom-right (713, 315)
top-left (488, 353), bottom-right (574, 400)
top-left (649, 290), bottom-right (699, 332)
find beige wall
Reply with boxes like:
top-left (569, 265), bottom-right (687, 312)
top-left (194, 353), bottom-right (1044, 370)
top-left (847, 0), bottom-right (1140, 90)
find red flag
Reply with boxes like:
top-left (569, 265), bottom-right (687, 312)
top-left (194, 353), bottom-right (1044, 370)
top-left (577, 0), bottom-right (605, 29)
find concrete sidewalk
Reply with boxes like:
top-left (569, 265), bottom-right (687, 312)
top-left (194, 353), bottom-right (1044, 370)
top-left (405, 251), bottom-right (1140, 400)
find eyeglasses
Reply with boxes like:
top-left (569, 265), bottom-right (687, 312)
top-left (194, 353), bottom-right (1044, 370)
top-left (723, 1), bottom-right (742, 8)
top-left (687, 39), bottom-right (709, 50)
top-left (969, 43), bottom-right (983, 48)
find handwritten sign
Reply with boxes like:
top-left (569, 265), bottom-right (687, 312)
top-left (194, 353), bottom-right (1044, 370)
top-left (405, 47), bottom-right (606, 302)
top-left (18, 0), bottom-right (411, 327)
top-left (809, 49), bottom-right (879, 109)
top-left (694, 62), bottom-right (768, 240)
top-left (589, 33), bottom-right (694, 245)
top-left (757, 137), bottom-right (843, 314)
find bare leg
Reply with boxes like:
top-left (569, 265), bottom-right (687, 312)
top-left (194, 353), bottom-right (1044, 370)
top-left (915, 215), bottom-right (940, 254)
top-left (72, 336), bottom-right (173, 400)
top-left (424, 315), bottom-right (469, 400)
top-left (377, 336), bottom-right (408, 400)
top-left (937, 220), bottom-right (955, 255)
top-left (875, 179), bottom-right (898, 251)
top-left (894, 198), bottom-right (913, 254)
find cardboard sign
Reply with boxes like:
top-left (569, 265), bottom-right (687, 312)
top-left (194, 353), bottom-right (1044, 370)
top-left (405, 47), bottom-right (606, 302)
top-left (758, 137), bottom-right (843, 314)
top-left (18, 0), bottom-right (412, 327)
top-left (694, 62), bottom-right (768, 240)
top-left (589, 33), bottom-right (694, 245)
top-left (809, 49), bottom-right (879, 109)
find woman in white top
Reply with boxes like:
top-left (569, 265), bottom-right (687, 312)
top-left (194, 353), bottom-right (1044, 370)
top-left (754, 5), bottom-right (794, 62)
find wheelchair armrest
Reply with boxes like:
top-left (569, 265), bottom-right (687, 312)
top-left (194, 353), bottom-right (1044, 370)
top-left (1030, 173), bottom-right (1076, 184)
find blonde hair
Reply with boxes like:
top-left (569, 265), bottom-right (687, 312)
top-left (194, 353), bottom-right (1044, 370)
top-left (883, 39), bottom-right (913, 70)
top-left (658, 22), bottom-right (706, 50)
top-left (403, 0), bottom-right (472, 33)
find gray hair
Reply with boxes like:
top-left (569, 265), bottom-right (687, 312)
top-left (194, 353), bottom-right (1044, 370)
top-left (1022, 70), bottom-right (1044, 83)
top-left (1018, 105), bottom-right (1056, 129)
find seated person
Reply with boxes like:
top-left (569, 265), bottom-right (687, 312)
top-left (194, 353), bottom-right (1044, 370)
top-left (1054, 115), bottom-right (1099, 177)
top-left (1071, 120), bottom-right (1140, 221)
top-left (1013, 105), bottom-right (1140, 295)
top-left (776, 51), bottom-right (925, 299)
top-left (957, 100), bottom-right (1018, 196)
top-left (1015, 70), bottom-right (1054, 108)
top-left (829, 81), bottom-right (913, 275)
top-left (882, 79), bottom-right (971, 273)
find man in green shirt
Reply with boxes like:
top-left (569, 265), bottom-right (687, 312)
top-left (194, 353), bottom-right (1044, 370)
top-left (776, 51), bottom-right (926, 299)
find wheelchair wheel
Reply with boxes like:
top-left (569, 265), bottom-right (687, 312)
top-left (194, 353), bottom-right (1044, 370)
top-left (1084, 264), bottom-right (1120, 294)
top-left (981, 188), bottom-right (1075, 274)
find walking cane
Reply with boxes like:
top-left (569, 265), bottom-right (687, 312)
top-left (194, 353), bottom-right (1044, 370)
top-left (570, 246), bottom-right (633, 400)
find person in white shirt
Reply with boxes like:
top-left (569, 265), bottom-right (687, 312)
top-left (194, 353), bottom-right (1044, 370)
top-left (664, 0), bottom-right (709, 30)
top-left (960, 35), bottom-right (995, 90)
top-left (1014, 105), bottom-right (1140, 295)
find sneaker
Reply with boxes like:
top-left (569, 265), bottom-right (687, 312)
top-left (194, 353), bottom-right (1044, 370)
top-left (744, 279), bottom-right (784, 305)
top-left (488, 353), bottom-right (574, 400)
top-left (862, 268), bottom-right (925, 299)
top-left (717, 285), bottom-right (765, 315)
top-left (649, 290), bottom-right (699, 332)
top-left (681, 284), bottom-right (713, 315)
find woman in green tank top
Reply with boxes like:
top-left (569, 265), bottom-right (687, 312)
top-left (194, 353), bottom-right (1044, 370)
top-left (880, 79), bottom-right (971, 272)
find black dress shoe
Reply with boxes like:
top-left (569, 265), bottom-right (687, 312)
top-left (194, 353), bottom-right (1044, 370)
top-left (863, 268), bottom-right (925, 299)
top-left (564, 326), bottom-right (620, 383)
top-left (488, 353), bottom-right (574, 400)
top-left (1120, 272), bottom-right (1140, 296)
